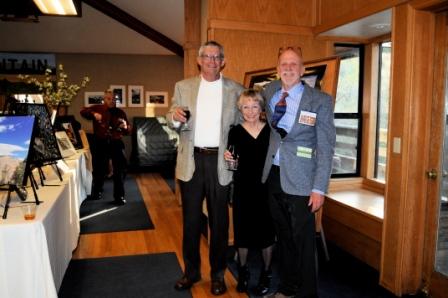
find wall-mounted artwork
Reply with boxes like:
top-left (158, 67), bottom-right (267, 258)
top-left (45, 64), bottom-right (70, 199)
top-left (145, 91), bottom-right (168, 107)
top-left (84, 92), bottom-right (104, 107)
top-left (12, 103), bottom-right (62, 166)
top-left (243, 56), bottom-right (341, 98)
top-left (128, 85), bottom-right (144, 107)
top-left (110, 85), bottom-right (126, 107)
top-left (0, 115), bottom-right (36, 187)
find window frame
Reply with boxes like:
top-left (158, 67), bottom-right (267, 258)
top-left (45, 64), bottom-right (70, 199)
top-left (373, 41), bottom-right (391, 181)
top-left (331, 43), bottom-right (365, 178)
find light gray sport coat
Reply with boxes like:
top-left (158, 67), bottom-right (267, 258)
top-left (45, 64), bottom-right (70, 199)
top-left (261, 80), bottom-right (336, 196)
top-left (166, 75), bottom-right (244, 186)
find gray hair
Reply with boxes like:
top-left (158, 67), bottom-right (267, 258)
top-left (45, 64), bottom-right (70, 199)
top-left (198, 40), bottom-right (224, 58)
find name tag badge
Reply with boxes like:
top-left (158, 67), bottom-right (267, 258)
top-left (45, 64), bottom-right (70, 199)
top-left (298, 111), bottom-right (316, 126)
top-left (297, 146), bottom-right (312, 158)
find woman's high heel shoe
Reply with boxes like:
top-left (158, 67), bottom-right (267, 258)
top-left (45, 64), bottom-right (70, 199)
top-left (253, 268), bottom-right (272, 296)
top-left (236, 264), bottom-right (250, 293)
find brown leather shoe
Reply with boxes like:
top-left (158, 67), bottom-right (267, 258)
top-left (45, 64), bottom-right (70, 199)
top-left (211, 279), bottom-right (227, 296)
top-left (174, 276), bottom-right (200, 291)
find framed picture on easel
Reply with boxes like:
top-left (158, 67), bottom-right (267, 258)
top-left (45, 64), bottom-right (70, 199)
top-left (0, 115), bottom-right (36, 187)
top-left (11, 103), bottom-right (63, 166)
top-left (0, 115), bottom-right (37, 218)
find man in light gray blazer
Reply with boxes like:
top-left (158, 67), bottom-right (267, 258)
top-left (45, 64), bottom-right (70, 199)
top-left (166, 41), bottom-right (243, 296)
top-left (262, 47), bottom-right (336, 298)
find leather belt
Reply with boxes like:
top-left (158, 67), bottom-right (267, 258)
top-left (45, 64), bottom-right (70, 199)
top-left (194, 147), bottom-right (219, 154)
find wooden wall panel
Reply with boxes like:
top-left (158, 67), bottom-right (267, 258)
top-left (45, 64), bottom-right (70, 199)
top-left (315, 0), bottom-right (409, 34)
top-left (210, 29), bottom-right (331, 84)
top-left (323, 216), bottom-right (382, 270)
top-left (184, 0), bottom-right (202, 78)
top-left (209, 0), bottom-right (316, 26)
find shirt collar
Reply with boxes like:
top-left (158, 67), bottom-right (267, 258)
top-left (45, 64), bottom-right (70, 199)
top-left (280, 82), bottom-right (304, 99)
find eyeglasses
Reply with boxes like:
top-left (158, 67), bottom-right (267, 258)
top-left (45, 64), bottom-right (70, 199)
top-left (278, 46), bottom-right (302, 58)
top-left (200, 54), bottom-right (223, 61)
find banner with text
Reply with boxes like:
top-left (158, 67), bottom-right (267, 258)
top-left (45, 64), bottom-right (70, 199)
top-left (0, 53), bottom-right (56, 75)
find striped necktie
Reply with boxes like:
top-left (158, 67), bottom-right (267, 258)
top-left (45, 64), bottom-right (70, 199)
top-left (271, 91), bottom-right (288, 131)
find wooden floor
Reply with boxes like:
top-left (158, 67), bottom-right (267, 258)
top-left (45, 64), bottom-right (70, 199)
top-left (72, 172), bottom-right (246, 298)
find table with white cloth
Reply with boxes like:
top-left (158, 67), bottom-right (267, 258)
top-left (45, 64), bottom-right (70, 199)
top-left (0, 150), bottom-right (92, 298)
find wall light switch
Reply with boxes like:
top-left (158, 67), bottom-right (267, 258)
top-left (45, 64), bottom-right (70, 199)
top-left (393, 137), bottom-right (401, 154)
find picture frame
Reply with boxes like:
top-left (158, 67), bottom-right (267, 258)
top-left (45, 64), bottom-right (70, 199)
top-left (78, 129), bottom-right (89, 149)
top-left (54, 115), bottom-right (83, 149)
top-left (11, 103), bottom-right (63, 166)
top-left (243, 56), bottom-right (341, 98)
top-left (128, 85), bottom-right (144, 107)
top-left (0, 115), bottom-right (36, 187)
top-left (110, 85), bottom-right (126, 107)
top-left (84, 92), bottom-right (104, 107)
top-left (55, 131), bottom-right (77, 158)
top-left (145, 91), bottom-right (168, 107)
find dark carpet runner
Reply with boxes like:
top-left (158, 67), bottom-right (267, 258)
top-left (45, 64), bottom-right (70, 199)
top-left (227, 243), bottom-right (397, 298)
top-left (59, 253), bottom-right (191, 298)
top-left (80, 176), bottom-right (154, 234)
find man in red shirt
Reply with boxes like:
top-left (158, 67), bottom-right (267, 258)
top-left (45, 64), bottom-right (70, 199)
top-left (80, 89), bottom-right (131, 205)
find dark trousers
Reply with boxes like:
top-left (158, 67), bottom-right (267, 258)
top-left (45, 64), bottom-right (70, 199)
top-left (179, 152), bottom-right (229, 281)
top-left (92, 138), bottom-right (126, 199)
top-left (267, 166), bottom-right (317, 298)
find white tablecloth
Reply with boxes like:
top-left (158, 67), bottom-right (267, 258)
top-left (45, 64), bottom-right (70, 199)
top-left (0, 150), bottom-right (92, 298)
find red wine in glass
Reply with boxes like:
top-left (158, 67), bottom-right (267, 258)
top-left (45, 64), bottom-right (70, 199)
top-left (182, 107), bottom-right (191, 131)
top-left (184, 109), bottom-right (191, 121)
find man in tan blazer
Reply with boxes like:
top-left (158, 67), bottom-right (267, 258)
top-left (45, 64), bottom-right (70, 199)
top-left (166, 40), bottom-right (243, 296)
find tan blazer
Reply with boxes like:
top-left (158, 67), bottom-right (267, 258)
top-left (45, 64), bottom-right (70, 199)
top-left (166, 76), bottom-right (244, 186)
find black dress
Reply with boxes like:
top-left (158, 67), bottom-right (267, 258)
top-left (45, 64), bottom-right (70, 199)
top-left (228, 123), bottom-right (275, 249)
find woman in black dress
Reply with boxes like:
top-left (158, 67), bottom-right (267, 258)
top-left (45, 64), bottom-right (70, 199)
top-left (225, 89), bottom-right (275, 295)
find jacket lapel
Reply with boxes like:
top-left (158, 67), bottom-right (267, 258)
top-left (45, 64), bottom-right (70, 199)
top-left (287, 84), bottom-right (313, 138)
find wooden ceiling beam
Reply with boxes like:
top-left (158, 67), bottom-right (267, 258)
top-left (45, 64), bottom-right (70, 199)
top-left (82, 0), bottom-right (183, 57)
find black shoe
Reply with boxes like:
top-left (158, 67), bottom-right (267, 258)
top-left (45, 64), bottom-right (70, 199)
top-left (236, 264), bottom-right (249, 293)
top-left (90, 192), bottom-right (102, 200)
top-left (174, 275), bottom-right (200, 291)
top-left (253, 268), bottom-right (272, 296)
top-left (114, 197), bottom-right (126, 205)
top-left (211, 279), bottom-right (227, 296)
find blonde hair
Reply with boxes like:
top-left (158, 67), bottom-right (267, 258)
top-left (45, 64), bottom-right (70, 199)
top-left (237, 89), bottom-right (264, 110)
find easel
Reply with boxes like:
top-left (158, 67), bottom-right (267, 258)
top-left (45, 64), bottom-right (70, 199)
top-left (30, 162), bottom-right (63, 189)
top-left (1, 179), bottom-right (40, 220)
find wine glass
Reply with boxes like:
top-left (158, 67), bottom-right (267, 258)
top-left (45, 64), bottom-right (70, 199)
top-left (226, 145), bottom-right (239, 171)
top-left (181, 106), bottom-right (191, 131)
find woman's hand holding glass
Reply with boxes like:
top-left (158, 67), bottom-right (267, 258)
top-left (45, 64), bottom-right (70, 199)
top-left (225, 145), bottom-right (239, 171)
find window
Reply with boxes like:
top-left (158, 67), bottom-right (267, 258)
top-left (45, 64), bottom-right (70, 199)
top-left (374, 42), bottom-right (391, 181)
top-left (332, 44), bottom-right (364, 177)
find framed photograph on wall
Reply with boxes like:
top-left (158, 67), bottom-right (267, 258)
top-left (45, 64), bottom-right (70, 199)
top-left (84, 92), bottom-right (104, 107)
top-left (110, 85), bottom-right (126, 107)
top-left (243, 56), bottom-right (340, 98)
top-left (145, 91), bottom-right (168, 107)
top-left (128, 85), bottom-right (144, 107)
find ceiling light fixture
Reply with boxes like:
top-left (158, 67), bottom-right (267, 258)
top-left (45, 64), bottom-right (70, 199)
top-left (33, 0), bottom-right (78, 16)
